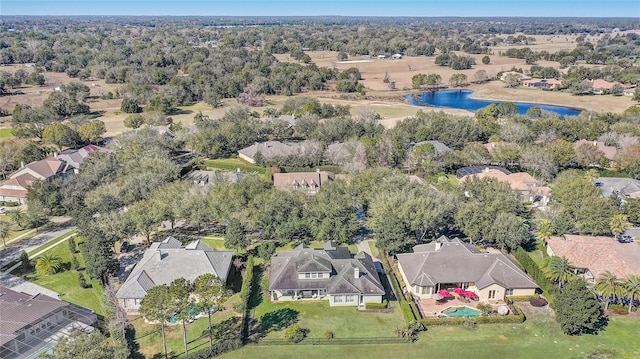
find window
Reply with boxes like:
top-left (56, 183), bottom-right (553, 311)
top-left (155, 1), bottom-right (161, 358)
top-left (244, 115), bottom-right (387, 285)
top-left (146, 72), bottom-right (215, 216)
top-left (488, 290), bottom-right (496, 299)
top-left (305, 273), bottom-right (311, 279)
top-left (505, 288), bottom-right (514, 296)
top-left (346, 295), bottom-right (356, 303)
top-left (134, 298), bottom-right (142, 306)
top-left (334, 295), bottom-right (343, 303)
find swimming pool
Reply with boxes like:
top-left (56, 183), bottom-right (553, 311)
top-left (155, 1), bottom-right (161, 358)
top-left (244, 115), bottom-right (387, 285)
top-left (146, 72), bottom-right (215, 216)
top-left (441, 306), bottom-right (481, 317)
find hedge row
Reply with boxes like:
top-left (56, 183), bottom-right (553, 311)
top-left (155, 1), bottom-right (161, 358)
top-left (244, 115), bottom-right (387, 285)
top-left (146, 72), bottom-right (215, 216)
top-left (381, 255), bottom-right (417, 324)
top-left (512, 248), bottom-right (553, 300)
top-left (365, 302), bottom-right (388, 310)
top-left (505, 294), bottom-right (540, 303)
top-left (419, 309), bottom-right (525, 326)
top-left (240, 256), bottom-right (256, 342)
top-left (183, 339), bottom-right (242, 359)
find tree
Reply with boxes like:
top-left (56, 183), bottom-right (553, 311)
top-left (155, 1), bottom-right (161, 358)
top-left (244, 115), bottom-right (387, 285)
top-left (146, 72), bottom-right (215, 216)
top-left (145, 93), bottom-right (175, 114)
top-left (482, 55), bottom-right (490, 65)
top-left (535, 220), bottom-right (553, 242)
top-left (124, 114), bottom-right (145, 129)
top-left (126, 200), bottom-right (161, 245)
top-left (8, 209), bottom-right (27, 229)
top-left (77, 120), bottom-right (107, 143)
top-left (304, 181), bottom-right (360, 244)
top-left (120, 97), bottom-right (141, 113)
top-left (595, 271), bottom-right (621, 310)
top-left (448, 73), bottom-right (467, 87)
top-left (169, 278), bottom-right (194, 357)
top-left (35, 253), bottom-right (62, 275)
top-left (503, 73), bottom-right (521, 88)
top-left (193, 273), bottom-right (228, 348)
top-left (622, 275), bottom-right (640, 313)
top-left (633, 87), bottom-right (640, 103)
top-left (140, 285), bottom-right (173, 359)
top-left (41, 331), bottom-right (128, 359)
top-left (473, 69), bottom-right (489, 83)
top-left (554, 279), bottom-right (607, 335)
top-left (609, 214), bottom-right (628, 239)
top-left (575, 143), bottom-right (608, 168)
top-left (0, 221), bottom-right (10, 249)
top-left (337, 52), bottom-right (348, 61)
top-left (543, 256), bottom-right (575, 288)
top-left (225, 217), bottom-right (249, 253)
top-left (238, 83), bottom-right (265, 107)
top-left (42, 122), bottom-right (77, 149)
top-left (484, 212), bottom-right (530, 251)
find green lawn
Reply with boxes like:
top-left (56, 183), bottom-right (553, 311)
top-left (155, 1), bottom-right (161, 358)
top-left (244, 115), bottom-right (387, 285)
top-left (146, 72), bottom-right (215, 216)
top-left (27, 229), bottom-right (78, 257)
top-left (201, 237), bottom-right (228, 251)
top-left (132, 310), bottom-right (238, 358)
top-left (220, 315), bottom-right (640, 359)
top-left (24, 236), bottom-right (106, 315)
top-left (0, 128), bottom-right (14, 139)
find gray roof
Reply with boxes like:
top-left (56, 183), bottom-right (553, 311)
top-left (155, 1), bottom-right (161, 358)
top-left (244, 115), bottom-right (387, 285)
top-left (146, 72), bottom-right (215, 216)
top-left (269, 241), bottom-right (385, 296)
top-left (397, 237), bottom-right (537, 290)
top-left (411, 140), bottom-right (451, 155)
top-left (594, 177), bottom-right (640, 199)
top-left (456, 165), bottom-right (511, 179)
top-left (238, 141), bottom-right (295, 161)
top-left (116, 238), bottom-right (233, 300)
top-left (184, 170), bottom-right (245, 186)
top-left (57, 144), bottom-right (112, 170)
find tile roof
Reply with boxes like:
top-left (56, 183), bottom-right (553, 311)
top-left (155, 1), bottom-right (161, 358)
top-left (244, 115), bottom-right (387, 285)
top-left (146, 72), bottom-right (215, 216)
top-left (268, 242), bottom-right (385, 296)
top-left (546, 235), bottom-right (640, 278)
top-left (574, 140), bottom-right (618, 161)
top-left (116, 237), bottom-right (233, 300)
top-left (459, 168), bottom-right (551, 197)
top-left (397, 237), bottom-right (537, 290)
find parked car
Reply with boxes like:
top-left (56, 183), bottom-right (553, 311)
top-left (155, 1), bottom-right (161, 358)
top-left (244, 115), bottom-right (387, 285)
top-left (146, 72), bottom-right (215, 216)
top-left (120, 241), bottom-right (130, 253)
top-left (0, 207), bottom-right (6, 214)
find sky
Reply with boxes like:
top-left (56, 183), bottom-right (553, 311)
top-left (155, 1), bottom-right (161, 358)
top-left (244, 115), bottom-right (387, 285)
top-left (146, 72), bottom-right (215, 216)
top-left (1, 0), bottom-right (639, 17)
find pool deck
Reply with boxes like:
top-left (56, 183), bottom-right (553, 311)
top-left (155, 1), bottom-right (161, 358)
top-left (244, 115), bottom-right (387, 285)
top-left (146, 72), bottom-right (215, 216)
top-left (414, 296), bottom-right (507, 318)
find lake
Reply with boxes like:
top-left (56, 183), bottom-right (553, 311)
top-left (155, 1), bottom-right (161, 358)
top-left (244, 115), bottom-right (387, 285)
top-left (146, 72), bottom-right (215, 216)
top-left (406, 90), bottom-right (582, 116)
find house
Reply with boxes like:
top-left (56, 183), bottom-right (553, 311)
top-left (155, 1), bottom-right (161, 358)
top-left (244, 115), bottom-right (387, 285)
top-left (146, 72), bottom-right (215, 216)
top-left (591, 79), bottom-right (617, 93)
top-left (116, 237), bottom-right (232, 314)
top-left (0, 286), bottom-right (97, 359)
top-left (397, 237), bottom-right (538, 303)
top-left (265, 115), bottom-right (297, 129)
top-left (269, 241), bottom-right (385, 307)
top-left (391, 54), bottom-right (403, 59)
top-left (546, 235), bottom-right (640, 282)
top-left (521, 78), bottom-right (562, 89)
top-left (57, 144), bottom-right (112, 171)
top-left (273, 170), bottom-right (335, 195)
top-left (593, 177), bottom-right (640, 204)
top-left (500, 71), bottom-right (531, 82)
top-left (410, 140), bottom-right (451, 156)
top-left (238, 141), bottom-right (295, 164)
top-left (573, 140), bottom-right (618, 161)
top-left (0, 158), bottom-right (73, 204)
top-left (457, 166), bottom-right (551, 205)
top-left (184, 169), bottom-right (244, 186)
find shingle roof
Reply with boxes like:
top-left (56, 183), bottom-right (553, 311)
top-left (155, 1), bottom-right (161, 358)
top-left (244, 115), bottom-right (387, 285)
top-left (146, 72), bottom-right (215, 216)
top-left (411, 140), bottom-right (451, 154)
top-left (397, 237), bottom-right (537, 290)
top-left (574, 140), bottom-right (618, 161)
top-left (459, 168), bottom-right (551, 197)
top-left (269, 242), bottom-right (384, 296)
top-left (594, 177), bottom-right (640, 199)
top-left (57, 144), bottom-right (112, 169)
top-left (116, 237), bottom-right (232, 300)
top-left (273, 171), bottom-right (335, 192)
top-left (546, 235), bottom-right (640, 278)
top-left (238, 141), bottom-right (295, 162)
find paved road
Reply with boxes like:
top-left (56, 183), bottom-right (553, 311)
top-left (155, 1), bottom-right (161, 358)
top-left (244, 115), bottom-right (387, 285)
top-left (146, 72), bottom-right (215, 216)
top-left (0, 218), bottom-right (75, 268)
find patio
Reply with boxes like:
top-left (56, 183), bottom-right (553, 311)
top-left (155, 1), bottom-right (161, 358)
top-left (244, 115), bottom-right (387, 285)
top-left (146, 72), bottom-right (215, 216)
top-left (413, 295), bottom-right (506, 318)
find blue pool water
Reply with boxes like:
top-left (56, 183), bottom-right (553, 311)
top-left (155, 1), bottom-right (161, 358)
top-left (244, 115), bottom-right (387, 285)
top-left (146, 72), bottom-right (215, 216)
top-left (406, 90), bottom-right (582, 116)
top-left (441, 306), bottom-right (481, 317)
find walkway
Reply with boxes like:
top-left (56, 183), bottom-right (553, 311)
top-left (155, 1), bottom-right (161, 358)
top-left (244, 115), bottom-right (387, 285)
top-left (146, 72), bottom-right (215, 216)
top-left (0, 218), bottom-right (75, 268)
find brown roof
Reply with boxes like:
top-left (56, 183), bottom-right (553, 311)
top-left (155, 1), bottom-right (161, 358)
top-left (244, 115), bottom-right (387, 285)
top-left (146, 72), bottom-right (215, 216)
top-left (591, 79), bottom-right (617, 90)
top-left (546, 235), bottom-right (640, 279)
top-left (460, 169), bottom-right (551, 196)
top-left (574, 140), bottom-right (618, 160)
top-left (273, 171), bottom-right (335, 191)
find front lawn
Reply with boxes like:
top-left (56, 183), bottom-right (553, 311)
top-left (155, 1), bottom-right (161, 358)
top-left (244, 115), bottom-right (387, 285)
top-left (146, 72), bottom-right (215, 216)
top-left (23, 236), bottom-right (105, 315)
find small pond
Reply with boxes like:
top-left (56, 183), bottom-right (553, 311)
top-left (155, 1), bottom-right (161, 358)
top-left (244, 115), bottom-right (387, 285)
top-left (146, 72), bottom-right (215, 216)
top-left (406, 90), bottom-right (582, 116)
top-left (440, 306), bottom-right (481, 317)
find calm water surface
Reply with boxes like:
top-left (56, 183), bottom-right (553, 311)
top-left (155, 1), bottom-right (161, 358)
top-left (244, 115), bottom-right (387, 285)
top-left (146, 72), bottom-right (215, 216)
top-left (406, 90), bottom-right (582, 116)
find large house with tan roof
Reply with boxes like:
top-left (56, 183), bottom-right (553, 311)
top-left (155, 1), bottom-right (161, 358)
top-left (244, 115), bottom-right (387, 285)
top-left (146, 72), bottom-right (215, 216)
top-left (0, 158), bottom-right (72, 204)
top-left (268, 241), bottom-right (385, 307)
top-left (116, 237), bottom-right (232, 314)
top-left (397, 237), bottom-right (538, 303)
top-left (457, 166), bottom-right (551, 206)
top-left (273, 170), bottom-right (334, 195)
top-left (574, 140), bottom-right (618, 162)
top-left (546, 235), bottom-right (640, 282)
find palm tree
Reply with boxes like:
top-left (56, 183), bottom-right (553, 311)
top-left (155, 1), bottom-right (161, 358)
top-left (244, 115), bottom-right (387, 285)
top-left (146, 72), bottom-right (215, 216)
top-left (194, 273), bottom-right (228, 348)
top-left (35, 253), bottom-right (62, 275)
top-left (595, 271), bottom-right (620, 310)
top-left (0, 221), bottom-right (11, 249)
top-left (543, 256), bottom-right (575, 288)
top-left (7, 209), bottom-right (26, 230)
top-left (622, 275), bottom-right (640, 314)
top-left (535, 220), bottom-right (553, 242)
top-left (609, 214), bottom-right (628, 240)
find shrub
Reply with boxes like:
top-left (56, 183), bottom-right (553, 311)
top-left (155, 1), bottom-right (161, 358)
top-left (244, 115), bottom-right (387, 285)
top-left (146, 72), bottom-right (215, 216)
top-left (323, 330), bottom-right (334, 339)
top-left (399, 298), bottom-right (416, 323)
top-left (78, 273), bottom-right (91, 288)
top-left (284, 324), bottom-right (308, 343)
top-left (71, 256), bottom-right (80, 271)
top-left (462, 317), bottom-right (478, 330)
top-left (68, 237), bottom-right (77, 253)
top-left (477, 302), bottom-right (492, 314)
top-left (610, 307), bottom-right (629, 315)
top-left (365, 302), bottom-right (387, 310)
top-left (395, 321), bottom-right (424, 342)
top-left (20, 251), bottom-right (31, 271)
top-left (530, 298), bottom-right (548, 307)
top-left (506, 294), bottom-right (540, 302)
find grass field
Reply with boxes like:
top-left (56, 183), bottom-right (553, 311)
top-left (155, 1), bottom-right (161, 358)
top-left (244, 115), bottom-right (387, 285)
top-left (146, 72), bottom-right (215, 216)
top-left (0, 127), bottom-right (14, 139)
top-left (220, 315), bottom-right (640, 359)
top-left (24, 236), bottom-right (105, 315)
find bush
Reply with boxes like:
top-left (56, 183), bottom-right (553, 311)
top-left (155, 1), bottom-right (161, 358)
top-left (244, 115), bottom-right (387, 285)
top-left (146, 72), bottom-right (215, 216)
top-left (71, 256), bottom-right (80, 271)
top-left (78, 273), bottom-right (91, 288)
top-left (323, 330), bottom-right (334, 339)
top-left (513, 248), bottom-right (553, 302)
top-left (530, 298), bottom-right (548, 307)
top-left (365, 302), bottom-right (387, 310)
top-left (20, 251), bottom-right (31, 271)
top-left (395, 321), bottom-right (424, 342)
top-left (477, 302), bottom-right (492, 314)
top-left (609, 306), bottom-right (629, 315)
top-left (68, 237), bottom-right (77, 253)
top-left (506, 294), bottom-right (540, 302)
top-left (462, 317), bottom-right (478, 330)
top-left (284, 324), bottom-right (308, 343)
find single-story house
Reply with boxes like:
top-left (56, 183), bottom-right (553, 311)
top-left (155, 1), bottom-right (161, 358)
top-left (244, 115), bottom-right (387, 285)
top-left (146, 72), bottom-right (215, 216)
top-left (116, 237), bottom-right (232, 314)
top-left (500, 71), bottom-right (531, 83)
top-left (269, 241), bottom-right (385, 306)
top-left (238, 141), bottom-right (295, 164)
top-left (0, 158), bottom-right (73, 204)
top-left (458, 166), bottom-right (551, 206)
top-left (56, 144), bottom-right (112, 171)
top-left (273, 170), bottom-right (334, 195)
top-left (546, 235), bottom-right (640, 282)
top-left (0, 286), bottom-right (97, 359)
top-left (574, 140), bottom-right (618, 162)
top-left (594, 177), bottom-right (640, 204)
top-left (410, 140), bottom-right (451, 156)
top-left (397, 237), bottom-right (538, 303)
top-left (521, 78), bottom-right (562, 89)
top-left (184, 170), bottom-right (244, 186)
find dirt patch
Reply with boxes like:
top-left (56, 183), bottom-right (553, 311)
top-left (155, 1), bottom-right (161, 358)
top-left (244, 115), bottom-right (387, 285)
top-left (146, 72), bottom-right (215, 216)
top-left (516, 302), bottom-right (555, 317)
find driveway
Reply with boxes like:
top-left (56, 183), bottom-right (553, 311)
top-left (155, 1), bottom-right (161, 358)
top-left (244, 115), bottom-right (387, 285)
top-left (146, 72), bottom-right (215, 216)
top-left (0, 218), bottom-right (75, 268)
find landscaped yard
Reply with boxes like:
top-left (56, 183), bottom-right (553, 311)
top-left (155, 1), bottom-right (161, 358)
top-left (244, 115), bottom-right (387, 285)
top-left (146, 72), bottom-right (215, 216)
top-left (220, 314), bottom-right (640, 359)
top-left (23, 236), bottom-right (106, 315)
top-left (202, 158), bottom-right (269, 177)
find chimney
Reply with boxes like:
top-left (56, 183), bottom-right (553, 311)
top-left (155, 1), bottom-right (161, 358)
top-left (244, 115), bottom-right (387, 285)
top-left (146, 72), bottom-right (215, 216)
top-left (156, 250), bottom-right (162, 261)
top-left (53, 152), bottom-right (57, 158)
top-left (354, 267), bottom-right (360, 279)
top-left (435, 242), bottom-right (442, 251)
top-left (317, 168), bottom-right (321, 187)
top-left (20, 161), bottom-right (25, 168)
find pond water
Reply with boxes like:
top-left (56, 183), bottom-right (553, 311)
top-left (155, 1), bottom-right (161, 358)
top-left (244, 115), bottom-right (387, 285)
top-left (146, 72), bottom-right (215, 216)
top-left (440, 306), bottom-right (481, 317)
top-left (406, 90), bottom-right (582, 116)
